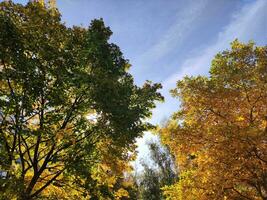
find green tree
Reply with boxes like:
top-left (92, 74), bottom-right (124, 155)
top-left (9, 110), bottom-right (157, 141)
top-left (161, 40), bottom-right (267, 200)
top-left (0, 1), bottom-right (162, 199)
top-left (138, 141), bottom-right (178, 200)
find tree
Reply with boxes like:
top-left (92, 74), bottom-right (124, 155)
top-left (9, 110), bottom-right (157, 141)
top-left (161, 40), bottom-right (267, 200)
top-left (137, 141), bottom-right (178, 200)
top-left (0, 1), bottom-right (163, 199)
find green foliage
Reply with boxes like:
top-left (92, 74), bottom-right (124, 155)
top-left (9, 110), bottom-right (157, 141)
top-left (0, 1), bottom-right (162, 199)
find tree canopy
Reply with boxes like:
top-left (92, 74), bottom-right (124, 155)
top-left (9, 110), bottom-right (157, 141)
top-left (0, 1), bottom-right (162, 199)
top-left (161, 40), bottom-right (267, 200)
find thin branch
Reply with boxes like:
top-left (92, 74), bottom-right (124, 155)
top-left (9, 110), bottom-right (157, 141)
top-left (18, 135), bottom-right (25, 177)
top-left (30, 169), bottom-right (64, 198)
top-left (230, 187), bottom-right (254, 200)
top-left (20, 135), bottom-right (34, 166)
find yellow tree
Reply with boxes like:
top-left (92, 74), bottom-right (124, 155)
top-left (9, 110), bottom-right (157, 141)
top-left (161, 40), bottom-right (267, 200)
top-left (29, 0), bottom-right (56, 9)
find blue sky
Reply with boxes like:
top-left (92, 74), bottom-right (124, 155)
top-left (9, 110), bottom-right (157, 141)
top-left (11, 0), bottom-right (267, 166)
top-left (52, 0), bottom-right (267, 125)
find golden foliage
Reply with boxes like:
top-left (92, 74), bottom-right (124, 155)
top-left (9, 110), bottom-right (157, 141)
top-left (161, 41), bottom-right (267, 200)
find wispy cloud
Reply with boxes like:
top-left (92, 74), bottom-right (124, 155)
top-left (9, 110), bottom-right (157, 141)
top-left (152, 0), bottom-right (267, 124)
top-left (138, 0), bottom-right (209, 65)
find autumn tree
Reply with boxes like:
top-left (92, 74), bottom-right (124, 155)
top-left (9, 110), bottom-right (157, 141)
top-left (161, 40), bottom-right (267, 200)
top-left (0, 1), bottom-right (162, 199)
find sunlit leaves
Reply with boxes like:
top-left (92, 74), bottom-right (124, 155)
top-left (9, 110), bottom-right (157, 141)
top-left (161, 41), bottom-right (267, 200)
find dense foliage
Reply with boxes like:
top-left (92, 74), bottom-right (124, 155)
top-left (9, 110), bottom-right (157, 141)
top-left (0, 1), bottom-right (162, 199)
top-left (161, 41), bottom-right (267, 200)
